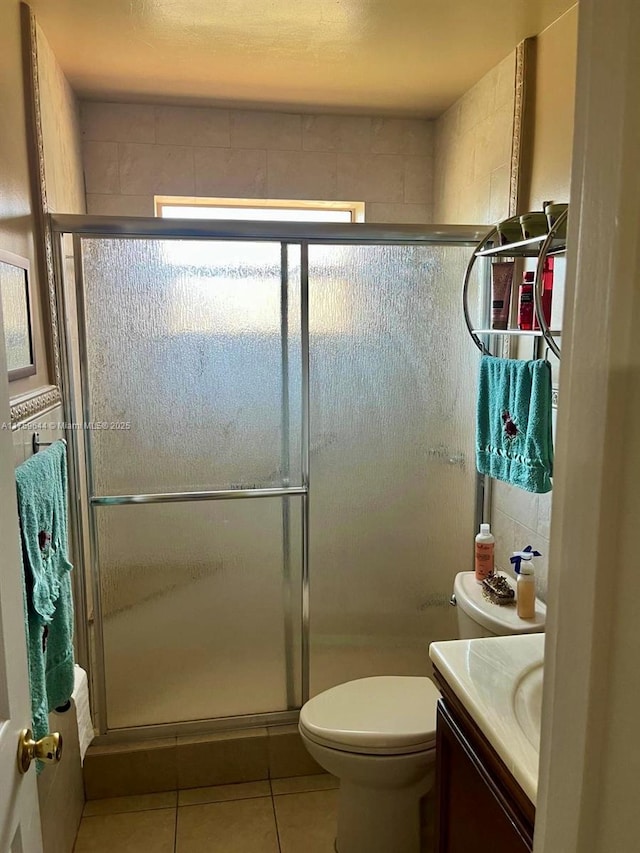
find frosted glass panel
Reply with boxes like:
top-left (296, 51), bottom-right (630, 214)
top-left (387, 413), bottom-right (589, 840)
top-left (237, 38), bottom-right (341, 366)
top-left (80, 238), bottom-right (301, 495)
top-left (308, 245), bottom-right (478, 695)
top-left (97, 498), bottom-right (302, 728)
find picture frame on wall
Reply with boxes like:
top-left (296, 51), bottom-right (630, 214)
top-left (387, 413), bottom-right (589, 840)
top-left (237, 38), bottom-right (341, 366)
top-left (0, 249), bottom-right (36, 381)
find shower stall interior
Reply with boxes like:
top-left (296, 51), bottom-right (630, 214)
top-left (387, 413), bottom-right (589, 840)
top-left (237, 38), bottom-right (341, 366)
top-left (51, 216), bottom-right (487, 740)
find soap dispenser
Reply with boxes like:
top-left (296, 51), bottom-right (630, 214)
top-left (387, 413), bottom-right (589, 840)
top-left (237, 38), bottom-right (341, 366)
top-left (510, 547), bottom-right (541, 619)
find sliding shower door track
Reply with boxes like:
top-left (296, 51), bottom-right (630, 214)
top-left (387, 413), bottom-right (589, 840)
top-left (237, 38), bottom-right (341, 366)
top-left (90, 486), bottom-right (307, 506)
top-left (91, 709), bottom-right (301, 748)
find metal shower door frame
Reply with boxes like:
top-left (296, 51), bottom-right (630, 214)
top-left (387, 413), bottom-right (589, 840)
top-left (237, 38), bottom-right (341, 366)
top-left (50, 214), bottom-right (487, 742)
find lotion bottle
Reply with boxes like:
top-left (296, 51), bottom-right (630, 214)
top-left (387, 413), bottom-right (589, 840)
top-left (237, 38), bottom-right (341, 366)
top-left (518, 271), bottom-right (535, 330)
top-left (474, 523), bottom-right (495, 583)
top-left (515, 554), bottom-right (536, 619)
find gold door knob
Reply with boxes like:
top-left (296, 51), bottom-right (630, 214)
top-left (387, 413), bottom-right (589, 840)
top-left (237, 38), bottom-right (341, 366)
top-left (17, 728), bottom-right (63, 774)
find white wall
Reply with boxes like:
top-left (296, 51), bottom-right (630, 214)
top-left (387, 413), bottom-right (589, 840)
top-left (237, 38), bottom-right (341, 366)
top-left (35, 23), bottom-right (85, 216)
top-left (80, 103), bottom-right (434, 223)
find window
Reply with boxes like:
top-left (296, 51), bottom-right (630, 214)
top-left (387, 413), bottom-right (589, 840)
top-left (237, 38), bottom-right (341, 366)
top-left (155, 196), bottom-right (365, 223)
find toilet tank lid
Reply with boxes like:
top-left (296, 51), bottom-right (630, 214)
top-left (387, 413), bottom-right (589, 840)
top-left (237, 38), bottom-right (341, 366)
top-left (454, 571), bottom-right (546, 634)
top-left (299, 676), bottom-right (440, 751)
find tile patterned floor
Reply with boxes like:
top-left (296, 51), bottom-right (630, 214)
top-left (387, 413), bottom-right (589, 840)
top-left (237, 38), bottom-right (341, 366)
top-left (74, 775), bottom-right (339, 853)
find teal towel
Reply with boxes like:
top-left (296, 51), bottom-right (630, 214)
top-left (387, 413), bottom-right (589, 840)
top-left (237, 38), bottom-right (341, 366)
top-left (16, 441), bottom-right (74, 761)
top-left (476, 356), bottom-right (554, 493)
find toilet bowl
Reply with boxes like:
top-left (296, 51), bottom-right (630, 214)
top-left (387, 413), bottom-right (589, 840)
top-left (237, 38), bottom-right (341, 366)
top-left (300, 571), bottom-right (547, 853)
top-left (299, 676), bottom-right (439, 853)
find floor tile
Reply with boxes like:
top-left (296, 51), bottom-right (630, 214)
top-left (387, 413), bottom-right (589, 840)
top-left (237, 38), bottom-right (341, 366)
top-left (178, 780), bottom-right (271, 806)
top-left (73, 808), bottom-right (176, 852)
top-left (271, 774), bottom-right (339, 795)
top-left (83, 791), bottom-right (178, 817)
top-left (274, 790), bottom-right (338, 853)
top-left (176, 797), bottom-right (279, 853)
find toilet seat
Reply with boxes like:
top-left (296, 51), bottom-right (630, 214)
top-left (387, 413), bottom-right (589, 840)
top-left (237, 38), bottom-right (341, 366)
top-left (299, 676), bottom-right (440, 756)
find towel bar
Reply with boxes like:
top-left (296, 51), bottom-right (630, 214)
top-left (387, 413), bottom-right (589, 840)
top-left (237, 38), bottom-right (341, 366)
top-left (32, 432), bottom-right (66, 454)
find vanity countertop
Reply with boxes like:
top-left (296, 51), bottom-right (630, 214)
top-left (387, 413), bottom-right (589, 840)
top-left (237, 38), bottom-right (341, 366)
top-left (429, 633), bottom-right (544, 804)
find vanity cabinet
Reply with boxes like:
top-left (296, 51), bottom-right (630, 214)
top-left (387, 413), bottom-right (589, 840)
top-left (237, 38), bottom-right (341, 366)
top-left (433, 672), bottom-right (535, 853)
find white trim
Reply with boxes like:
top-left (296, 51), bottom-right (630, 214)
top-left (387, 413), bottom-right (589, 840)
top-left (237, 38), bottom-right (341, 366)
top-left (536, 0), bottom-right (640, 850)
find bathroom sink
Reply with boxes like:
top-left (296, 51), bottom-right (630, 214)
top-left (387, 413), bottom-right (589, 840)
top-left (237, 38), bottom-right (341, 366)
top-left (513, 662), bottom-right (544, 749)
top-left (430, 633), bottom-right (545, 804)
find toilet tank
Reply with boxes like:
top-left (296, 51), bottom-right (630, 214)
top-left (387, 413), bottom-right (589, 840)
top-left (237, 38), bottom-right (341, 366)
top-left (453, 571), bottom-right (546, 638)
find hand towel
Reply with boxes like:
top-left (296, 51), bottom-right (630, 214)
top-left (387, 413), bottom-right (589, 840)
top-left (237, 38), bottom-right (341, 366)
top-left (16, 441), bottom-right (74, 767)
top-left (476, 356), bottom-right (554, 493)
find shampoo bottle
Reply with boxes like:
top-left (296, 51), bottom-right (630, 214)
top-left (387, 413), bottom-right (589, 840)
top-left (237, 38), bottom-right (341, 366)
top-left (474, 523), bottom-right (495, 583)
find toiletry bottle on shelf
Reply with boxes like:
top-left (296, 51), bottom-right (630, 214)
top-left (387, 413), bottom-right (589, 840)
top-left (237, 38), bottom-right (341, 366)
top-left (518, 271), bottom-right (535, 330)
top-left (474, 523), bottom-right (495, 583)
top-left (491, 261), bottom-right (514, 330)
top-left (533, 258), bottom-right (554, 330)
top-left (510, 548), bottom-right (541, 618)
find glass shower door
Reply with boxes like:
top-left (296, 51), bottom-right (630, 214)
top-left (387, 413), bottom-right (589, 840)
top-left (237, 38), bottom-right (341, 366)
top-left (58, 217), bottom-right (484, 735)
top-left (307, 244), bottom-right (478, 695)
top-left (76, 237), bottom-right (303, 730)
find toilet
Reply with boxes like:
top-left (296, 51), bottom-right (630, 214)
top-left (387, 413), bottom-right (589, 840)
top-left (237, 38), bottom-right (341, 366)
top-left (452, 569), bottom-right (546, 638)
top-left (298, 571), bottom-right (546, 853)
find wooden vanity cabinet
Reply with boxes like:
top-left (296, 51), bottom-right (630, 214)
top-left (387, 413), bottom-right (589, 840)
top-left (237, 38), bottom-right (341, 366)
top-left (433, 670), bottom-right (535, 853)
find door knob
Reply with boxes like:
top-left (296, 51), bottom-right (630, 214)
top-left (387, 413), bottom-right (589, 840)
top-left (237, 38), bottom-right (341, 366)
top-left (17, 728), bottom-right (63, 774)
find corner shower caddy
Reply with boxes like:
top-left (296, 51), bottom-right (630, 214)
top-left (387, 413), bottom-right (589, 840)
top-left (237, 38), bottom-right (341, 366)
top-left (462, 207), bottom-right (568, 360)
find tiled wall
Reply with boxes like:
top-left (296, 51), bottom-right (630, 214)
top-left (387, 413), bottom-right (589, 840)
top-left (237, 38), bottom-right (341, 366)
top-left (492, 483), bottom-right (552, 599)
top-left (432, 51), bottom-right (556, 598)
top-left (35, 22), bottom-right (86, 215)
top-left (509, 9), bottom-right (577, 599)
top-left (13, 407), bottom-right (86, 853)
top-left (79, 102), bottom-right (434, 223)
top-left (433, 52), bottom-right (515, 226)
top-left (12, 405), bottom-right (65, 466)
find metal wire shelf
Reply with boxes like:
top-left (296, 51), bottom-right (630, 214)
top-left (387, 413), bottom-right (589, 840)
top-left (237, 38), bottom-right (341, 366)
top-left (474, 234), bottom-right (566, 258)
top-left (463, 209), bottom-right (568, 359)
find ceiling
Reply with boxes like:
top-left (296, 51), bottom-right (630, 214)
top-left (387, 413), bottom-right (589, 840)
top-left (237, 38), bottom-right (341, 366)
top-left (29, 0), bottom-right (576, 117)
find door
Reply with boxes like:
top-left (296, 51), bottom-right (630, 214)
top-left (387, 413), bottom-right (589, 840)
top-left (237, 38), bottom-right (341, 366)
top-left (307, 243), bottom-right (480, 695)
top-left (0, 329), bottom-right (42, 847)
top-left (70, 236), bottom-right (304, 732)
top-left (60, 222), bottom-right (484, 734)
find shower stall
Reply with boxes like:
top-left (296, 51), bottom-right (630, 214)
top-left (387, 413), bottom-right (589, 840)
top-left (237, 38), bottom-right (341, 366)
top-left (51, 215), bottom-right (486, 739)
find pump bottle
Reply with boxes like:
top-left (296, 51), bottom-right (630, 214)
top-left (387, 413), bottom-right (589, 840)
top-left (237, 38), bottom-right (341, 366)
top-left (515, 554), bottom-right (536, 619)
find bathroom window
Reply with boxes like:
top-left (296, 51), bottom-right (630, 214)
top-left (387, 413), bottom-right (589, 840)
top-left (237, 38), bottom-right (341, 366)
top-left (155, 196), bottom-right (365, 222)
